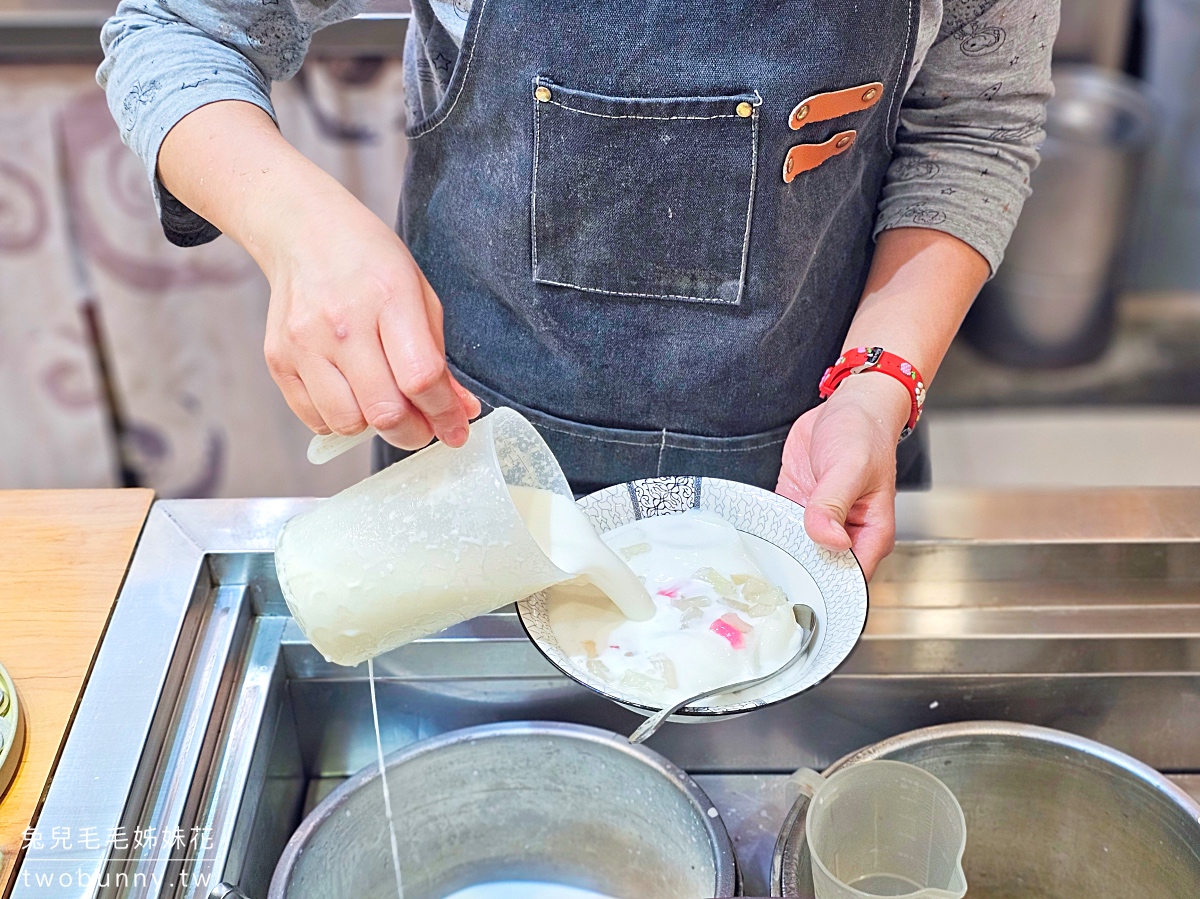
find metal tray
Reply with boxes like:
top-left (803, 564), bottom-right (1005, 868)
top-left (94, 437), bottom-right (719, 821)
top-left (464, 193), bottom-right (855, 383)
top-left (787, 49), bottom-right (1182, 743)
top-left (13, 497), bottom-right (1200, 898)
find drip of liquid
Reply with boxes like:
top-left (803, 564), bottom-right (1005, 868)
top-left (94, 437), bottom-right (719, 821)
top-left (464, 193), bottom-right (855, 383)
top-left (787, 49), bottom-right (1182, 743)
top-left (368, 658), bottom-right (404, 899)
top-left (507, 486), bottom-right (655, 621)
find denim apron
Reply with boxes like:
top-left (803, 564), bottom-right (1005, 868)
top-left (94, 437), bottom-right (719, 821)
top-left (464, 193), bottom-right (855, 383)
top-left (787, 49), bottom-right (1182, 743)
top-left (381, 0), bottom-right (929, 493)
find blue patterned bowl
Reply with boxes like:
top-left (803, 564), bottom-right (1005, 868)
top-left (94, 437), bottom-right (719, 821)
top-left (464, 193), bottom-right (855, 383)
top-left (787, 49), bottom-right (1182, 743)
top-left (516, 476), bottom-right (868, 721)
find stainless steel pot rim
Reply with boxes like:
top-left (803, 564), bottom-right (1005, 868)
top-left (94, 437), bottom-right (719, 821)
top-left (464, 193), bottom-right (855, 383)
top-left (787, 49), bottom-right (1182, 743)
top-left (827, 719), bottom-right (1200, 810)
top-left (770, 720), bottom-right (1200, 896)
top-left (268, 720), bottom-right (738, 899)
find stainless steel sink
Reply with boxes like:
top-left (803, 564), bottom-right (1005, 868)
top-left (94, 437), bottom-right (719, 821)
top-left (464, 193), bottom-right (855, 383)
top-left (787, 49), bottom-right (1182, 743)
top-left (14, 496), bottom-right (1200, 898)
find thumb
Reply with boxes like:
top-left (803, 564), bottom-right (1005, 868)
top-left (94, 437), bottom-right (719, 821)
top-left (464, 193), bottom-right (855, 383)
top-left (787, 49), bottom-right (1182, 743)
top-left (803, 458), bottom-right (870, 553)
top-left (775, 464), bottom-right (808, 506)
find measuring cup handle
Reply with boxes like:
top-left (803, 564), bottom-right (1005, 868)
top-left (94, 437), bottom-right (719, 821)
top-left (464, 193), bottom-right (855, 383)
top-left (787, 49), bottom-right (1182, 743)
top-left (307, 428), bottom-right (377, 465)
top-left (787, 767), bottom-right (826, 799)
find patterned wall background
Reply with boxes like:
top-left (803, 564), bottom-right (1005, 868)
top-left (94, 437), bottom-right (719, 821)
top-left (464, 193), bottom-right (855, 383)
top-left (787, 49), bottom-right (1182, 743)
top-left (0, 58), bottom-right (409, 495)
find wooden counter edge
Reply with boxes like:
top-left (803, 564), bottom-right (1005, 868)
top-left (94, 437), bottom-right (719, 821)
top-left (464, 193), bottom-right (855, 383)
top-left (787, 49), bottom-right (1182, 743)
top-left (0, 489), bottom-right (154, 894)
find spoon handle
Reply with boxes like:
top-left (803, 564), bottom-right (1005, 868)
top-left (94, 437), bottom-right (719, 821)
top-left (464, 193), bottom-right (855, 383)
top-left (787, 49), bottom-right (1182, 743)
top-left (627, 704), bottom-right (678, 745)
top-left (628, 609), bottom-right (818, 745)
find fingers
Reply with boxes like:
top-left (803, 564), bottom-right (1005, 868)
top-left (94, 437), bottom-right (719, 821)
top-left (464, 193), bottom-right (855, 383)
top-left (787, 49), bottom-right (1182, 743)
top-left (422, 276), bottom-right (447, 351)
top-left (294, 356), bottom-right (368, 436)
top-left (843, 498), bottom-right (897, 581)
top-left (265, 332), bottom-right (331, 434)
top-left (847, 522), bottom-right (895, 582)
top-left (803, 456), bottom-right (870, 553)
top-left (336, 334), bottom-right (435, 451)
top-left (414, 272), bottom-right (482, 420)
top-left (806, 463), bottom-right (896, 579)
top-left (778, 396), bottom-right (899, 579)
top-left (775, 466), bottom-right (809, 506)
top-left (378, 280), bottom-right (471, 448)
top-left (776, 411), bottom-right (819, 507)
top-left (450, 375), bottom-right (483, 419)
top-left (268, 363), bottom-right (331, 435)
top-left (265, 246), bottom-right (480, 451)
top-left (804, 450), bottom-right (898, 579)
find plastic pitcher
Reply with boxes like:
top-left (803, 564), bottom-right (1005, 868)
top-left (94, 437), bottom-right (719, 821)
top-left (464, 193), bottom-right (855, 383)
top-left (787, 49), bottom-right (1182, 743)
top-left (790, 760), bottom-right (967, 899)
top-left (275, 408), bottom-right (581, 666)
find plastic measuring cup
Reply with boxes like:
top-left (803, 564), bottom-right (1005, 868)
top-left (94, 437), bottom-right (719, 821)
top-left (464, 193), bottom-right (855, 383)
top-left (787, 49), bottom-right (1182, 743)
top-left (275, 407), bottom-right (578, 666)
top-left (790, 760), bottom-right (967, 899)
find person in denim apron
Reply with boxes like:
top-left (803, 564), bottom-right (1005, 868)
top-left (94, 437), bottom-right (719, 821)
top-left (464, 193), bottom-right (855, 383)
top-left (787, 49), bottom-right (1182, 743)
top-left (100, 1), bottom-right (1058, 577)
top-left (396, 2), bottom-right (924, 499)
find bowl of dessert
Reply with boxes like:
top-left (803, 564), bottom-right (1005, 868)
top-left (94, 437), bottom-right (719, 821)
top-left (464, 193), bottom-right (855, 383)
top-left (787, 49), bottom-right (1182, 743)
top-left (516, 476), bottom-right (868, 723)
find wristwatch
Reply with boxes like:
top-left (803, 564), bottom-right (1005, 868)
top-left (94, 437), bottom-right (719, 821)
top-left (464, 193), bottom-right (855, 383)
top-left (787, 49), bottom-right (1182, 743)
top-left (818, 347), bottom-right (926, 440)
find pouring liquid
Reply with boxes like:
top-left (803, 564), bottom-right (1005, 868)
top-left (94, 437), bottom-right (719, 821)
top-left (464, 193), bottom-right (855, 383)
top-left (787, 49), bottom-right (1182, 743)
top-left (507, 486), bottom-right (654, 621)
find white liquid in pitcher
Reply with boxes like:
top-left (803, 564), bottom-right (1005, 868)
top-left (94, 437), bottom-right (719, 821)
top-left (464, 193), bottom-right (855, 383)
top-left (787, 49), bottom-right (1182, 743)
top-left (508, 486), bottom-right (655, 621)
top-left (546, 510), bottom-right (803, 706)
top-left (441, 882), bottom-right (615, 899)
top-left (278, 481), bottom-right (653, 665)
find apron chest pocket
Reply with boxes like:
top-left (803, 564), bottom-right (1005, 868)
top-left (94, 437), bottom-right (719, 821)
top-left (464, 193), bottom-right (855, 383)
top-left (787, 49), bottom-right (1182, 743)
top-left (531, 78), bottom-right (760, 305)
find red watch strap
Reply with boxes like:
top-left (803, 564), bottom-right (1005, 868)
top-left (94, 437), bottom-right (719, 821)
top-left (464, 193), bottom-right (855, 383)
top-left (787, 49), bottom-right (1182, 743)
top-left (818, 347), bottom-right (926, 439)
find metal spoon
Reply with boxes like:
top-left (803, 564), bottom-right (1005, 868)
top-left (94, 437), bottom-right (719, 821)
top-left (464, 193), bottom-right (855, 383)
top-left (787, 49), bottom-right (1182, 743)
top-left (628, 604), bottom-right (819, 744)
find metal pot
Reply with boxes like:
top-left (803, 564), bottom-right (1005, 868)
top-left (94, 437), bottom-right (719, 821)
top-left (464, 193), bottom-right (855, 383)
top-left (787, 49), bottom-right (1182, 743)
top-left (962, 65), bottom-right (1156, 367)
top-left (773, 721), bottom-right (1200, 898)
top-left (269, 721), bottom-right (737, 899)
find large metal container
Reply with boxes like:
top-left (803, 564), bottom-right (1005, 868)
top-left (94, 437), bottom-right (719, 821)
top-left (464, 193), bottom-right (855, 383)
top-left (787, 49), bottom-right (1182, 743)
top-left (269, 721), bottom-right (737, 899)
top-left (773, 721), bottom-right (1200, 898)
top-left (1055, 0), bottom-right (1135, 69)
top-left (1126, 0), bottom-right (1200, 293)
top-left (962, 65), bottom-right (1155, 367)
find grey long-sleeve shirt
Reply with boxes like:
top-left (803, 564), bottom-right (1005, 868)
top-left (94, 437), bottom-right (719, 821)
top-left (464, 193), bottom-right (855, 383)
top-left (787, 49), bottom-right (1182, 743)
top-left (98, 0), bottom-right (1059, 272)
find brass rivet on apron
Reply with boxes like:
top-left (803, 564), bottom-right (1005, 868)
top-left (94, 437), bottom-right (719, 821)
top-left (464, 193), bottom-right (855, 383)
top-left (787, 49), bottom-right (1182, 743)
top-left (836, 134), bottom-right (853, 149)
top-left (795, 104), bottom-right (809, 121)
top-left (535, 86), bottom-right (552, 102)
top-left (862, 87), bottom-right (878, 102)
top-left (785, 156), bottom-right (794, 174)
top-left (736, 101), bottom-right (754, 118)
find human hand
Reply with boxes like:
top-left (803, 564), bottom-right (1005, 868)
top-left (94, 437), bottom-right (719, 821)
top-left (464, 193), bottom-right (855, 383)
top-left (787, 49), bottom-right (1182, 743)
top-left (262, 192), bottom-right (480, 450)
top-left (154, 100), bottom-right (479, 451)
top-left (775, 375), bottom-right (910, 580)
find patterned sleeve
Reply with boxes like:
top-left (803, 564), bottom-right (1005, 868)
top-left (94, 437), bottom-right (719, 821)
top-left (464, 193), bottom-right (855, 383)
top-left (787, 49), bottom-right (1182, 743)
top-left (97, 0), bottom-right (368, 246)
top-left (876, 0), bottom-right (1060, 275)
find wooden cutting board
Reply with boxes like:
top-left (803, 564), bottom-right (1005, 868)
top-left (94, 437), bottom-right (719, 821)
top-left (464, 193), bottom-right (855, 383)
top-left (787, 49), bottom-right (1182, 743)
top-left (0, 489), bottom-right (153, 892)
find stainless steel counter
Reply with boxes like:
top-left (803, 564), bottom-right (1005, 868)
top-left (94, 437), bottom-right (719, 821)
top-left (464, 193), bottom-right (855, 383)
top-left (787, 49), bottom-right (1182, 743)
top-left (14, 489), bottom-right (1200, 898)
top-left (896, 486), bottom-right (1200, 541)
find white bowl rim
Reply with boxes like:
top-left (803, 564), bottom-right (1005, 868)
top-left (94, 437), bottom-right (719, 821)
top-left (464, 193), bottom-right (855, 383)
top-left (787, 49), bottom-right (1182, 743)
top-left (516, 476), bottom-right (869, 718)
